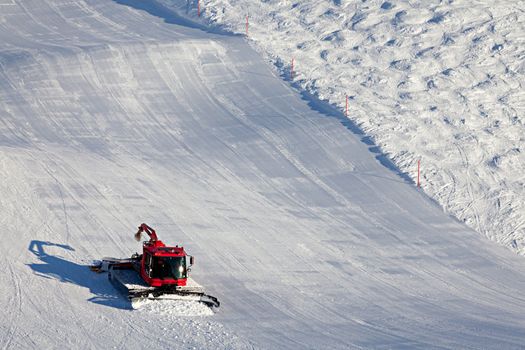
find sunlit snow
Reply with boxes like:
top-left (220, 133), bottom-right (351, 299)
top-left (2, 1), bottom-right (525, 349)
top-left (165, 0), bottom-right (525, 254)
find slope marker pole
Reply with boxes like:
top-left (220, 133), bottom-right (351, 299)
top-left (246, 15), bottom-right (249, 36)
top-left (197, 0), bottom-right (200, 16)
top-left (345, 95), bottom-right (349, 117)
top-left (291, 57), bottom-right (294, 80)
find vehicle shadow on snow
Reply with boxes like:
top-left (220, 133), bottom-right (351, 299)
top-left (27, 240), bottom-right (131, 310)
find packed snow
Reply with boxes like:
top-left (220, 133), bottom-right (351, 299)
top-left (2, 0), bottom-right (525, 349)
top-left (132, 299), bottom-right (214, 316)
top-left (164, 0), bottom-right (525, 255)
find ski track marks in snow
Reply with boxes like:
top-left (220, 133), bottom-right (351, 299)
top-left (166, 0), bottom-right (525, 255)
top-left (1, 0), bottom-right (525, 349)
top-left (1, 265), bottom-right (22, 350)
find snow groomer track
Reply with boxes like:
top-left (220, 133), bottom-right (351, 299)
top-left (1, 1), bottom-right (525, 349)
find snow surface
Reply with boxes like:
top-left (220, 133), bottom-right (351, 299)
top-left (1, 0), bottom-right (525, 349)
top-left (164, 0), bottom-right (525, 255)
top-left (132, 299), bottom-right (214, 316)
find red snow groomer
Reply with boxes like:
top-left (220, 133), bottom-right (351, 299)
top-left (91, 223), bottom-right (220, 308)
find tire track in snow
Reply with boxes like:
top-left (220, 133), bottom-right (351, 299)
top-left (1, 265), bottom-right (22, 350)
top-left (39, 153), bottom-right (132, 258)
top-left (41, 159), bottom-right (73, 244)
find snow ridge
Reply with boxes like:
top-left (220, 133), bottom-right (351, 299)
top-left (167, 0), bottom-right (525, 254)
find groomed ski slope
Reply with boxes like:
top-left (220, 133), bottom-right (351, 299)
top-left (1, 1), bottom-right (525, 349)
top-left (166, 0), bottom-right (525, 255)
